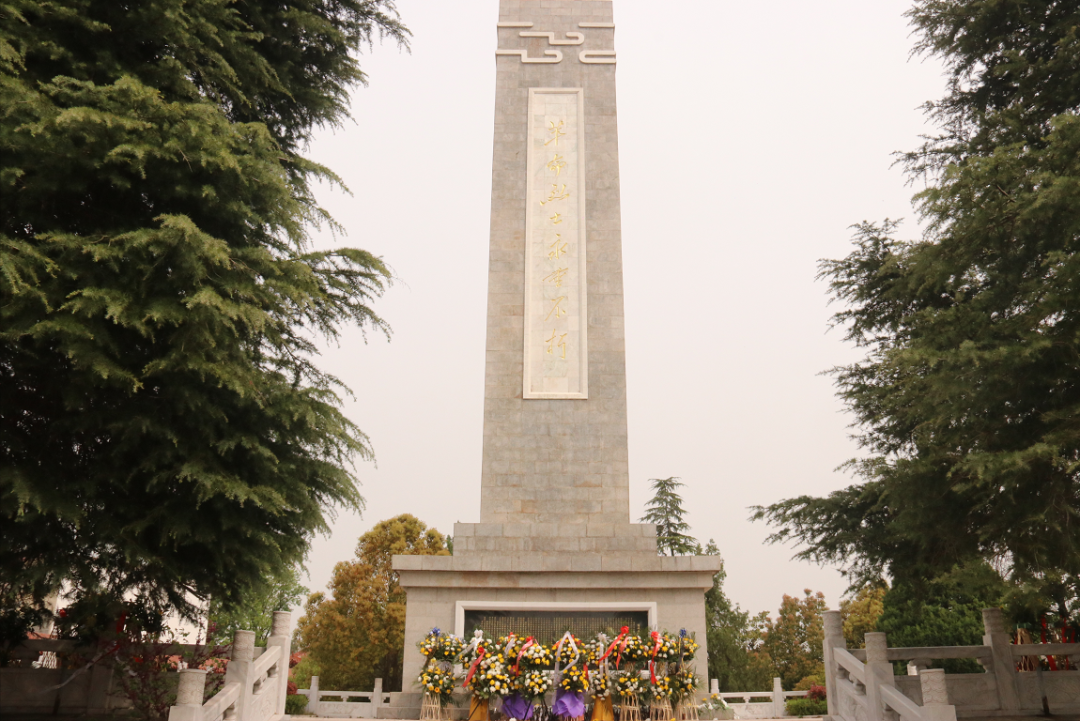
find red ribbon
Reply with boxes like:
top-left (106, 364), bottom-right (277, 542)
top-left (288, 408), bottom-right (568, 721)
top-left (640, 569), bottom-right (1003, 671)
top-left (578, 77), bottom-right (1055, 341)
top-left (599, 626), bottom-right (630, 669)
top-left (649, 631), bottom-right (661, 684)
top-left (463, 647), bottom-right (486, 688)
top-left (514, 637), bottom-right (535, 674)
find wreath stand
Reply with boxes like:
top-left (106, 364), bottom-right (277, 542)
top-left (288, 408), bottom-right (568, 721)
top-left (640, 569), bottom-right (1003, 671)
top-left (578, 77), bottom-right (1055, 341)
top-left (420, 692), bottom-right (444, 721)
top-left (649, 699), bottom-right (673, 721)
top-left (618, 694), bottom-right (641, 721)
top-left (675, 700), bottom-right (698, 721)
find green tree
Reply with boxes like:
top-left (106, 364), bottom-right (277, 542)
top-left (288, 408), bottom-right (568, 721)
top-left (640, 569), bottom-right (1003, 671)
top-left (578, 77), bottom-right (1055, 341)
top-left (751, 590), bottom-right (827, 691)
top-left (294, 515), bottom-right (449, 692)
top-left (208, 564), bottom-right (308, 646)
top-left (702, 540), bottom-right (772, 692)
top-left (839, 583), bottom-right (886, 649)
top-left (640, 477), bottom-right (697, 556)
top-left (752, 0), bottom-right (1080, 614)
top-left (0, 0), bottom-right (409, 619)
top-left (877, 562), bottom-right (1009, 673)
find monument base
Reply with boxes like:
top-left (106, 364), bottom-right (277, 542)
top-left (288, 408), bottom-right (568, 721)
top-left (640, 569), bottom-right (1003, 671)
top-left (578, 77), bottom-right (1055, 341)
top-left (393, 534), bottom-right (722, 702)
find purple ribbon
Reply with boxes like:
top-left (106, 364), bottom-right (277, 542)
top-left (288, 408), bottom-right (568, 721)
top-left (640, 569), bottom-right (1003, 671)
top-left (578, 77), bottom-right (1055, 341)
top-left (552, 690), bottom-right (585, 719)
top-left (502, 694), bottom-right (534, 720)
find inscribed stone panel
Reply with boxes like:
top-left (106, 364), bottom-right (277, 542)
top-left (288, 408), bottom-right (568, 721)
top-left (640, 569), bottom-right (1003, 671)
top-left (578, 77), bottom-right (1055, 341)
top-left (523, 88), bottom-right (588, 399)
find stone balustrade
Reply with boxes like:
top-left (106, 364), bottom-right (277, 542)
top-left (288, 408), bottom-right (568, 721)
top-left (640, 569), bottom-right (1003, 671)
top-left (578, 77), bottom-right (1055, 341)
top-left (168, 612), bottom-right (291, 721)
top-left (823, 607), bottom-right (1080, 721)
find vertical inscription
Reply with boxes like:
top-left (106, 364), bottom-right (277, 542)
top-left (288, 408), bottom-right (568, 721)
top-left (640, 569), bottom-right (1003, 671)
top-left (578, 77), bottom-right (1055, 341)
top-left (524, 88), bottom-right (588, 399)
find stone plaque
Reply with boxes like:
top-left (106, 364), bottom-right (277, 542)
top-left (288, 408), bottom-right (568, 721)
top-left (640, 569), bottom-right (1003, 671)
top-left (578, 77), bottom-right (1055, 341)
top-left (523, 87), bottom-right (588, 399)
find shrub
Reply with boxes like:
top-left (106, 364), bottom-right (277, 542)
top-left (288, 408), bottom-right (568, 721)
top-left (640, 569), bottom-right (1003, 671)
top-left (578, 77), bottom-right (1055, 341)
top-left (786, 698), bottom-right (828, 717)
top-left (794, 674), bottom-right (826, 692)
top-left (807, 685), bottom-right (826, 701)
top-left (285, 695), bottom-right (309, 715)
top-left (290, 655), bottom-right (321, 690)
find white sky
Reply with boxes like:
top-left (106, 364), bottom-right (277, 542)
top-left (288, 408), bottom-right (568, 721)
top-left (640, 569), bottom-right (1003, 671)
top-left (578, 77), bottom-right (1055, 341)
top-left (298, 0), bottom-right (946, 622)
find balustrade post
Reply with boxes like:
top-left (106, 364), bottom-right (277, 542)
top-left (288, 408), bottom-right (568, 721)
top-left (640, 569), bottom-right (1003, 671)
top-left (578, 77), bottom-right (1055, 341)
top-left (267, 611), bottom-right (292, 716)
top-left (373, 678), bottom-right (384, 713)
top-left (919, 669), bottom-right (957, 721)
top-left (169, 669), bottom-right (209, 721)
top-left (981, 608), bottom-right (1020, 711)
top-left (864, 632), bottom-right (893, 721)
top-left (225, 630), bottom-right (256, 721)
top-left (823, 610), bottom-right (845, 718)
top-left (710, 679), bottom-right (719, 695)
top-left (306, 675), bottom-right (320, 716)
top-left (771, 677), bottom-right (785, 718)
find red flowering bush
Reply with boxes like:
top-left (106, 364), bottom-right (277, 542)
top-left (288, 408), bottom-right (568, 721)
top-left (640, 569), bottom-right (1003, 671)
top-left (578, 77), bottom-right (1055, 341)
top-left (807, 685), bottom-right (826, 701)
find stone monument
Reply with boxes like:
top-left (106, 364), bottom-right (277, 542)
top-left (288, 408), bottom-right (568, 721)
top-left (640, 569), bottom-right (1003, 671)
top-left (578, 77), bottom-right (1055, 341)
top-left (392, 0), bottom-right (722, 700)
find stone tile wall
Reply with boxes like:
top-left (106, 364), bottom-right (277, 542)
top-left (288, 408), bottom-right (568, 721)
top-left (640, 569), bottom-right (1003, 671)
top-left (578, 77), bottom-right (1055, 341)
top-left (482, 0), bottom-right (629, 526)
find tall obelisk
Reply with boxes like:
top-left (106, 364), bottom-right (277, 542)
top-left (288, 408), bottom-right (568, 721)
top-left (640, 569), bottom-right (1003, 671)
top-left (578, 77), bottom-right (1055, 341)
top-left (480, 2), bottom-right (628, 526)
top-left (390, 1), bottom-right (721, 708)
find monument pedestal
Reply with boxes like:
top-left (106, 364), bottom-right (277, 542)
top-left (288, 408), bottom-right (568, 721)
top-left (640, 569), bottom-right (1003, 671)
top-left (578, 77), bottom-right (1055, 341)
top-left (393, 523), bottom-right (722, 707)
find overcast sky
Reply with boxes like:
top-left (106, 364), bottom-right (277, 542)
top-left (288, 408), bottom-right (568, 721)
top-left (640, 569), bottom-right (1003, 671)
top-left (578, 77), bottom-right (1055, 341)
top-left (297, 0), bottom-right (946, 623)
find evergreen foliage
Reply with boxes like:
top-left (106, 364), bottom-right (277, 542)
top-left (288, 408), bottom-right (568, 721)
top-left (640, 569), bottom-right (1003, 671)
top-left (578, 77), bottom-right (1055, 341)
top-left (0, 0), bottom-right (409, 618)
top-left (877, 562), bottom-right (1009, 673)
top-left (702, 540), bottom-right (772, 692)
top-left (639, 477), bottom-right (697, 556)
top-left (753, 0), bottom-right (1080, 612)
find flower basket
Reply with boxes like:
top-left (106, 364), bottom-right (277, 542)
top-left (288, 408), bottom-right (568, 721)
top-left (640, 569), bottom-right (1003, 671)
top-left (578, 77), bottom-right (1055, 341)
top-left (672, 668), bottom-right (698, 706)
top-left (647, 633), bottom-right (680, 663)
top-left (517, 641), bottom-right (554, 672)
top-left (420, 628), bottom-right (465, 665)
top-left (516, 669), bottom-right (552, 702)
top-left (676, 633), bottom-right (699, 663)
top-left (616, 635), bottom-right (649, 666)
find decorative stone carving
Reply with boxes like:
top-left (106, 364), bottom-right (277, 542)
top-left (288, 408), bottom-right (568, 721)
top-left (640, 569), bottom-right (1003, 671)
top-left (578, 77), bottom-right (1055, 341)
top-left (176, 669), bottom-right (208, 706)
top-left (919, 669), bottom-right (949, 706)
top-left (271, 611), bottom-right (290, 637)
top-left (232, 630), bottom-right (255, 662)
top-left (495, 48), bottom-right (562, 63)
top-left (519, 30), bottom-right (585, 45)
top-left (579, 50), bottom-right (616, 64)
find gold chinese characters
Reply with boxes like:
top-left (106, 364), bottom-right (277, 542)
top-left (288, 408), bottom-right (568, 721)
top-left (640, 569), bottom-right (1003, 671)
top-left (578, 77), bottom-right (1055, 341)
top-left (539, 116), bottom-right (573, 367)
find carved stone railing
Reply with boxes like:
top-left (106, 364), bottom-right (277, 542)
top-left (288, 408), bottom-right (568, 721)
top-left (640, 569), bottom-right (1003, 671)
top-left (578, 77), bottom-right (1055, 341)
top-left (829, 629), bottom-right (957, 721)
top-left (296, 676), bottom-right (390, 718)
top-left (824, 608), bottom-right (1080, 721)
top-left (705, 677), bottom-right (808, 719)
top-left (168, 612), bottom-right (291, 721)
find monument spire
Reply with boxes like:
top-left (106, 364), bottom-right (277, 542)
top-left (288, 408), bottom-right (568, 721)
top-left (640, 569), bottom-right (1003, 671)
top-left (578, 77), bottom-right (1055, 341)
top-left (481, 0), bottom-right (629, 526)
top-left (390, 3), bottom-right (722, 705)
